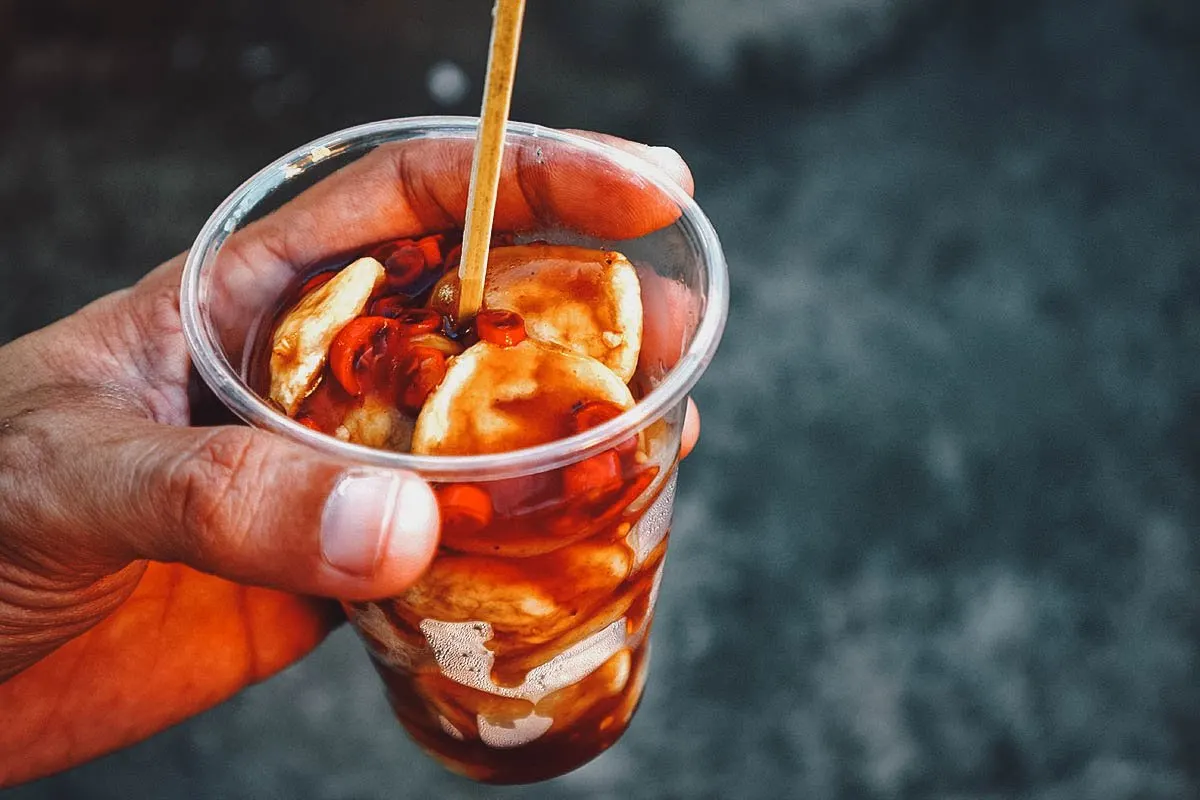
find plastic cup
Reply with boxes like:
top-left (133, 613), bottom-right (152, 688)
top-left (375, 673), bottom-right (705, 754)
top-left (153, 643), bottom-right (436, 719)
top-left (180, 117), bottom-right (728, 784)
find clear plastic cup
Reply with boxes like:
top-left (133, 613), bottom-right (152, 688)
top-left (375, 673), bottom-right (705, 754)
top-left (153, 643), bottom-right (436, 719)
top-left (180, 117), bottom-right (728, 784)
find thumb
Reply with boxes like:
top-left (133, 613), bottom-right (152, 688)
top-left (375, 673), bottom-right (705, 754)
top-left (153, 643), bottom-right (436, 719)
top-left (10, 414), bottom-right (440, 601)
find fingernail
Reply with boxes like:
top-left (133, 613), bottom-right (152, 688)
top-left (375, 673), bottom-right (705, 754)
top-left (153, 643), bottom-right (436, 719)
top-left (643, 146), bottom-right (691, 190)
top-left (647, 144), bottom-right (681, 165)
top-left (321, 469), bottom-right (435, 577)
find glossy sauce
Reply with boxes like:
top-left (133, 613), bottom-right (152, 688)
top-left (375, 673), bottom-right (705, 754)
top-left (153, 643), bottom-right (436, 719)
top-left (250, 233), bottom-right (675, 785)
top-left (484, 246), bottom-right (631, 373)
top-left (435, 349), bottom-right (611, 455)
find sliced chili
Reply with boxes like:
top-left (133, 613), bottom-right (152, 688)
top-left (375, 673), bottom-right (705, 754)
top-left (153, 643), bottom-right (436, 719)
top-left (416, 234), bottom-right (444, 268)
top-left (562, 449), bottom-right (624, 502)
top-left (476, 309), bottom-right (527, 347)
top-left (329, 316), bottom-right (395, 396)
top-left (444, 244), bottom-right (463, 271)
top-left (552, 464), bottom-right (658, 537)
top-left (571, 400), bottom-right (623, 432)
top-left (299, 270), bottom-right (336, 296)
top-left (392, 308), bottom-right (445, 336)
top-left (437, 484), bottom-right (494, 537)
top-left (368, 241), bottom-right (427, 290)
top-left (369, 295), bottom-right (410, 318)
top-left (396, 346), bottom-right (448, 411)
top-left (571, 400), bottom-right (636, 457)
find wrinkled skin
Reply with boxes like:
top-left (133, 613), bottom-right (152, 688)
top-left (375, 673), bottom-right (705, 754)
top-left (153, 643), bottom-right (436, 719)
top-left (0, 131), bottom-right (700, 786)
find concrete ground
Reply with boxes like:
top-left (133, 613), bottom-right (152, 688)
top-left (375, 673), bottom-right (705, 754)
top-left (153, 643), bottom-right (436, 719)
top-left (2, 0), bottom-right (1199, 797)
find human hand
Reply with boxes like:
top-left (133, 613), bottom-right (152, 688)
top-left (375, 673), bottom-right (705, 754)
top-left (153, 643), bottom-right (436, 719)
top-left (0, 131), bottom-right (699, 786)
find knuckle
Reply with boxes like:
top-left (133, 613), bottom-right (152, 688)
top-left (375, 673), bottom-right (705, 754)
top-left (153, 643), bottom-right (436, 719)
top-left (0, 407), bottom-right (52, 507)
top-left (170, 427), bottom-right (266, 561)
top-left (394, 143), bottom-right (459, 230)
top-left (111, 285), bottom-right (190, 423)
top-left (0, 412), bottom-right (47, 545)
top-left (0, 408), bottom-right (46, 470)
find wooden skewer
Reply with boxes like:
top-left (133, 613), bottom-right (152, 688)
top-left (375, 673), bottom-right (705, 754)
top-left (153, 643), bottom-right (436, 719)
top-left (457, 0), bottom-right (527, 323)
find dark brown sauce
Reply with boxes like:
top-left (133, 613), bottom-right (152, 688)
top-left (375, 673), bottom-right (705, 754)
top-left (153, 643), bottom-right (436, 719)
top-left (490, 248), bottom-right (619, 339)
top-left (436, 353), bottom-right (596, 456)
top-left (379, 634), bottom-right (652, 784)
top-left (250, 234), bottom-right (670, 785)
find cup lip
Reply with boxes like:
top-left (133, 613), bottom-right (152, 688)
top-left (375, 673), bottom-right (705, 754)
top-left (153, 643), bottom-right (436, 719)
top-left (181, 116), bottom-right (728, 481)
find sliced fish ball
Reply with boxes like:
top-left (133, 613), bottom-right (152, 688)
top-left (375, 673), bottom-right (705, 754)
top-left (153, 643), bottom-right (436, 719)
top-left (535, 648), bottom-right (633, 733)
top-left (399, 541), bottom-right (633, 647)
top-left (411, 338), bottom-right (634, 457)
top-left (334, 394), bottom-right (414, 452)
top-left (269, 256), bottom-right (384, 414)
top-left (484, 245), bottom-right (643, 382)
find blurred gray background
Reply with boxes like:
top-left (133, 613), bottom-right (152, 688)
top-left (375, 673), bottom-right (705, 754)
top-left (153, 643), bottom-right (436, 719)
top-left (3, 0), bottom-right (1200, 797)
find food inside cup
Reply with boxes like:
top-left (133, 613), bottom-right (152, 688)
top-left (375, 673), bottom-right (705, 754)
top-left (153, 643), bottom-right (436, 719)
top-left (259, 234), bottom-right (647, 458)
top-left (250, 231), bottom-right (680, 784)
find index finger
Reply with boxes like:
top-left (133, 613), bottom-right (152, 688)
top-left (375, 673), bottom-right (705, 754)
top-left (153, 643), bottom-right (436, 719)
top-left (236, 134), bottom-right (687, 277)
top-left (207, 132), bottom-right (692, 342)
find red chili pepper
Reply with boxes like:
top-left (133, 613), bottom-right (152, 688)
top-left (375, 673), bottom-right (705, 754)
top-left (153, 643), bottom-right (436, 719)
top-left (300, 270), bottom-right (335, 296)
top-left (417, 234), bottom-right (444, 268)
top-left (562, 450), bottom-right (625, 501)
top-left (295, 415), bottom-right (324, 432)
top-left (571, 400), bottom-right (624, 432)
top-left (397, 346), bottom-right (448, 411)
top-left (392, 308), bottom-right (445, 336)
top-left (329, 316), bottom-right (395, 396)
top-left (392, 248), bottom-right (427, 288)
top-left (549, 464), bottom-right (658, 538)
top-left (571, 400), bottom-right (636, 457)
top-left (475, 309), bottom-right (527, 347)
top-left (366, 239), bottom-right (409, 261)
top-left (369, 295), bottom-right (409, 318)
top-left (437, 484), bottom-right (494, 537)
top-left (444, 244), bottom-right (463, 270)
top-left (367, 241), bottom-right (426, 290)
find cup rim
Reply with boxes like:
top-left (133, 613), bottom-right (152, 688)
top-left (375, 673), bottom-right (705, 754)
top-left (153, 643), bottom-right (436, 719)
top-left (181, 116), bottom-right (728, 481)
